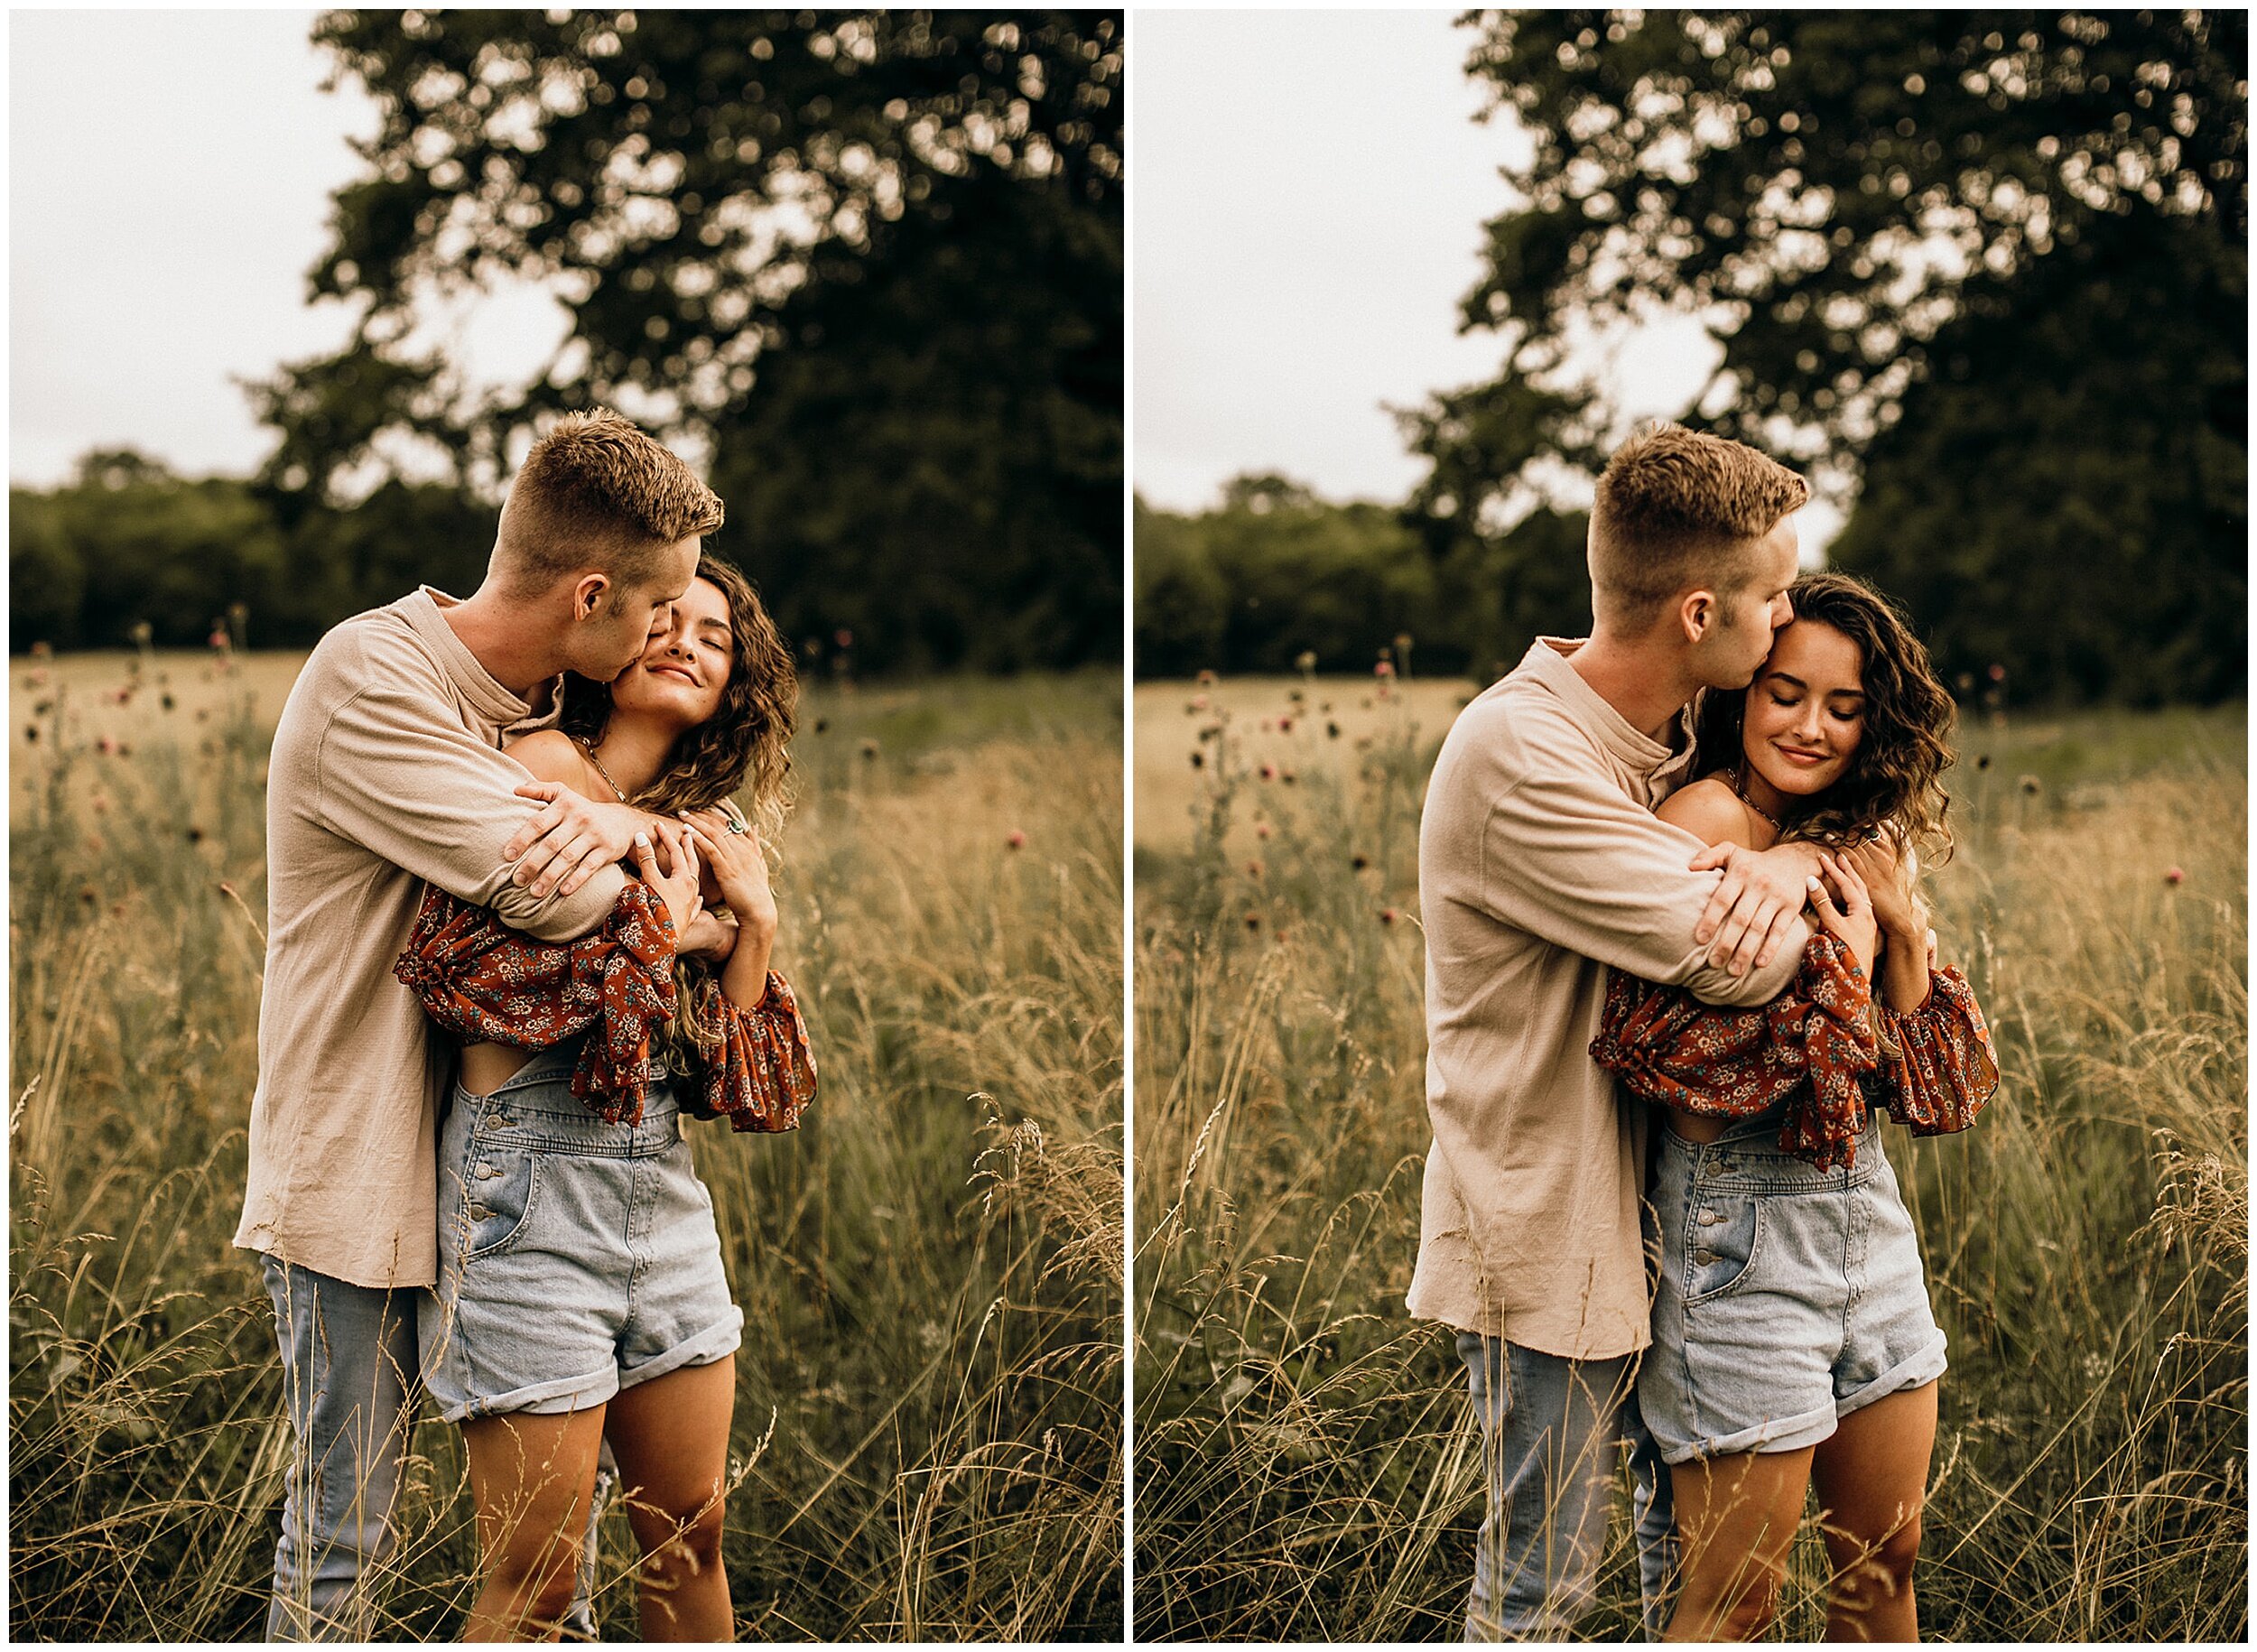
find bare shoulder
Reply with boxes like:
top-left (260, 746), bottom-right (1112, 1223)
top-left (1657, 775), bottom-right (1760, 849)
top-left (502, 729), bottom-right (591, 789)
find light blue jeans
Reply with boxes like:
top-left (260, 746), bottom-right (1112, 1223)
top-left (1458, 1333), bottom-right (1678, 1640)
top-left (259, 1255), bottom-right (612, 1640)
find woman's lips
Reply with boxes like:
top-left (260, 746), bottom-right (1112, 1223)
top-left (649, 664), bottom-right (699, 685)
top-left (1775, 745), bottom-right (1829, 766)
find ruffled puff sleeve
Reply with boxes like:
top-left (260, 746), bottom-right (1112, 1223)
top-left (1873, 966), bottom-right (1998, 1138)
top-left (392, 881), bottom-right (678, 1123)
top-left (681, 971), bottom-right (818, 1133)
top-left (1591, 930), bottom-right (1881, 1171)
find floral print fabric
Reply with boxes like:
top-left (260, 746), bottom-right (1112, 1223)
top-left (1591, 932), bottom-right (1997, 1171)
top-left (394, 884), bottom-right (816, 1132)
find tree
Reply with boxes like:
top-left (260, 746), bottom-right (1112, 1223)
top-left (1407, 10), bottom-right (2246, 703)
top-left (255, 10), bottom-right (1123, 672)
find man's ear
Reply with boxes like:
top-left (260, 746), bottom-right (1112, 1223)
top-left (570, 572), bottom-right (611, 622)
top-left (1678, 589), bottom-right (1717, 645)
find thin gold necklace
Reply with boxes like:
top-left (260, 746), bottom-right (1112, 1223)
top-left (1731, 765), bottom-right (1783, 834)
top-left (576, 737), bottom-right (628, 803)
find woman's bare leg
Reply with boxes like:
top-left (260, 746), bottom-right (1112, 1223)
top-left (1664, 1445), bottom-right (1816, 1640)
top-left (603, 1356), bottom-right (738, 1641)
top-left (462, 1406), bottom-right (608, 1640)
top-left (1812, 1381), bottom-right (1937, 1641)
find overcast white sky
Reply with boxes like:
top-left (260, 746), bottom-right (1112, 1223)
top-left (9, 8), bottom-right (565, 487)
top-left (1135, 9), bottom-right (1839, 550)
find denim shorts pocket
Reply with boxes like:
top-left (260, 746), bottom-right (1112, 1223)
top-left (1680, 1193), bottom-right (1764, 1306)
top-left (461, 1145), bottom-right (541, 1261)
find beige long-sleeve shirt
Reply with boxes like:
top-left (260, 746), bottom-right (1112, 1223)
top-left (1408, 637), bottom-right (1809, 1360)
top-left (233, 589), bottom-right (629, 1289)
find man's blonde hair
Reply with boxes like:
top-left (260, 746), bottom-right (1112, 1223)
top-left (495, 409), bottom-right (724, 598)
top-left (1588, 423), bottom-right (1808, 629)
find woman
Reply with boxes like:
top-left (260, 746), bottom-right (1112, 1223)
top-left (1591, 571), bottom-right (1998, 1641)
top-left (393, 557), bottom-right (815, 1640)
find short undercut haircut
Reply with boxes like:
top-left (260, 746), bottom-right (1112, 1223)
top-left (494, 409), bottom-right (724, 598)
top-left (1588, 423), bottom-right (1808, 630)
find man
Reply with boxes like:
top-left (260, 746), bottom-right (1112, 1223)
top-left (1410, 423), bottom-right (1835, 1639)
top-left (235, 409), bottom-right (737, 1638)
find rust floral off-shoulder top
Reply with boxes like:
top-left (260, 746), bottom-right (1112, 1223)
top-left (1589, 930), bottom-right (1999, 1172)
top-left (392, 883), bottom-right (816, 1133)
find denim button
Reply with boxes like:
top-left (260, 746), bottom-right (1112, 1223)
top-left (476, 1162), bottom-right (498, 1180)
top-left (468, 1203), bottom-right (490, 1220)
top-left (1693, 1248), bottom-right (1717, 1266)
top-left (1698, 1209), bottom-right (1721, 1225)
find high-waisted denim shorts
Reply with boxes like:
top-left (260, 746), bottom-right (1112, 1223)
top-left (419, 1040), bottom-right (744, 1425)
top-left (1641, 1109), bottom-right (1946, 1464)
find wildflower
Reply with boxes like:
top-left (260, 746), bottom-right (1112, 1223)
top-left (2018, 775), bottom-right (2040, 795)
top-left (1259, 763), bottom-right (1277, 781)
top-left (96, 734), bottom-right (119, 756)
top-left (31, 641), bottom-right (52, 659)
top-left (1295, 650), bottom-right (1317, 675)
top-left (23, 669), bottom-right (47, 688)
top-left (813, 718), bottom-right (829, 734)
top-left (110, 901), bottom-right (129, 919)
top-left (859, 739), bottom-right (880, 761)
top-left (1379, 907), bottom-right (1398, 923)
top-left (1007, 830), bottom-right (1026, 850)
top-left (1277, 715), bottom-right (1294, 733)
top-left (209, 626), bottom-right (230, 651)
top-left (1243, 912), bottom-right (1261, 931)
top-left (1988, 663), bottom-right (2006, 682)
top-left (1326, 721), bottom-right (1341, 738)
top-left (1375, 660), bottom-right (1395, 679)
top-left (834, 628), bottom-right (854, 649)
top-left (2165, 866), bottom-right (2185, 885)
top-left (1246, 860), bottom-right (1263, 878)
top-left (1190, 751), bottom-right (1204, 768)
top-left (1197, 669), bottom-right (1217, 685)
top-left (1974, 753), bottom-right (1990, 770)
top-left (112, 687), bottom-right (134, 705)
top-left (1256, 822), bottom-right (1271, 839)
top-left (1351, 854), bottom-right (1370, 871)
top-left (1186, 695), bottom-right (1210, 713)
top-left (23, 726), bottom-right (37, 744)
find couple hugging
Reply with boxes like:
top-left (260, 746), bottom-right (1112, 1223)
top-left (1413, 424), bottom-right (2000, 1641)
top-left (233, 411), bottom-right (817, 1640)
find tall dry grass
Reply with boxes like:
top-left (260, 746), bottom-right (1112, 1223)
top-left (1133, 682), bottom-right (2246, 1641)
top-left (10, 658), bottom-right (1124, 1640)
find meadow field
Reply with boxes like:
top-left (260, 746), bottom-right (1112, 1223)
top-left (1133, 675), bottom-right (2247, 1640)
top-left (10, 651), bottom-right (1124, 1640)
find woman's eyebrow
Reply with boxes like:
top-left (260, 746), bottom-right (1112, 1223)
top-left (1767, 671), bottom-right (1864, 699)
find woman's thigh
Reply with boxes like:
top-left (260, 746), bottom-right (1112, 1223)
top-left (462, 1405), bottom-right (608, 1574)
top-left (1667, 1446), bottom-right (1815, 1631)
top-left (603, 1355), bottom-right (738, 1545)
top-left (1810, 1378), bottom-right (1937, 1564)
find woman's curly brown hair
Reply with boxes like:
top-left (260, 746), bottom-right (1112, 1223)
top-left (1692, 571), bottom-right (1958, 870)
top-left (556, 554), bottom-right (797, 1087)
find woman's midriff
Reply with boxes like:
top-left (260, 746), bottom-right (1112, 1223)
top-left (458, 1040), bottom-right (536, 1098)
top-left (1664, 1107), bottom-right (1732, 1145)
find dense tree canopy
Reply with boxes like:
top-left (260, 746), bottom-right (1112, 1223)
top-left (1403, 9), bottom-right (2245, 704)
top-left (255, 9), bottom-right (1122, 673)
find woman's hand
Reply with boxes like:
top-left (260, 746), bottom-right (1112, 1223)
top-left (1806, 851), bottom-right (1880, 982)
top-left (1842, 834), bottom-right (1922, 943)
top-left (681, 802), bottom-right (778, 939)
top-left (629, 824), bottom-right (703, 941)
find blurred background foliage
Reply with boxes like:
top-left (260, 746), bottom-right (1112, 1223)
top-left (1138, 9), bottom-right (2245, 707)
top-left (13, 10), bottom-right (1123, 674)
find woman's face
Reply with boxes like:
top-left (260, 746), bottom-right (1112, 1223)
top-left (611, 575), bottom-right (734, 726)
top-left (1741, 617), bottom-right (1866, 800)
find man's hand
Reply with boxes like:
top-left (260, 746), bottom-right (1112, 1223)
top-left (1687, 839), bottom-right (1825, 975)
top-left (504, 783), bottom-right (646, 899)
top-left (677, 908), bottom-right (741, 963)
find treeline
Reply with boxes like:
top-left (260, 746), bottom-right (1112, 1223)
top-left (11, 456), bottom-right (494, 654)
top-left (1136, 465), bottom-right (2245, 709)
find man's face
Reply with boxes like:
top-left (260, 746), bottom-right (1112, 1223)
top-left (570, 535), bottom-right (702, 680)
top-left (1693, 515), bottom-right (1799, 691)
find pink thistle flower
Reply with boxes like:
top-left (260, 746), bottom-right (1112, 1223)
top-left (2165, 866), bottom-right (2185, 885)
top-left (1007, 830), bottom-right (1027, 850)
